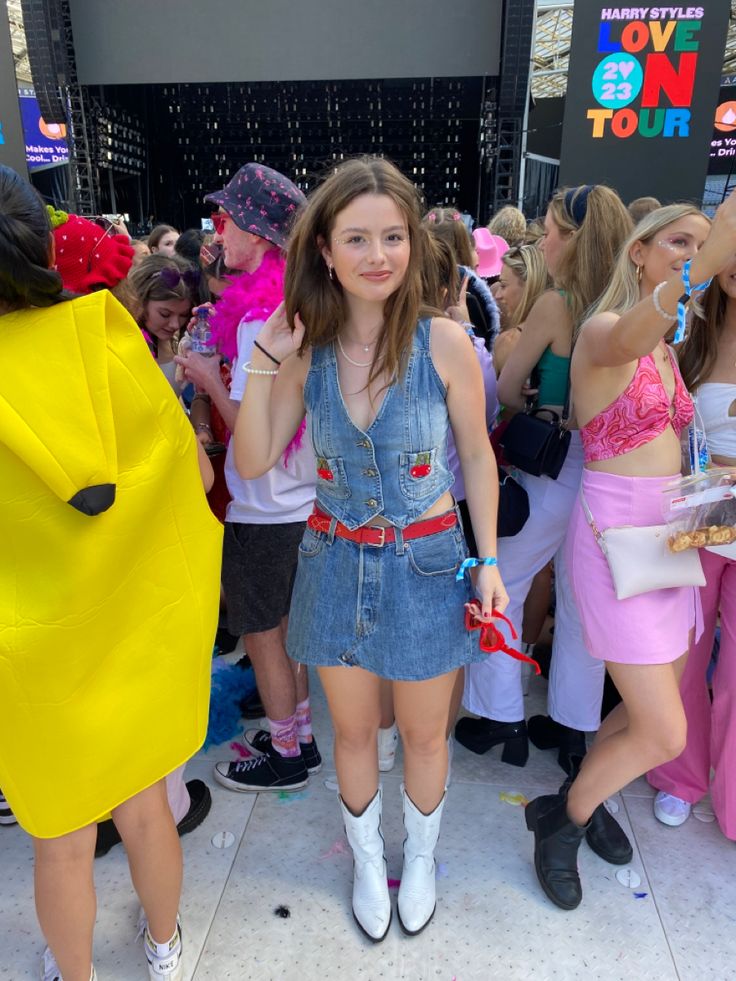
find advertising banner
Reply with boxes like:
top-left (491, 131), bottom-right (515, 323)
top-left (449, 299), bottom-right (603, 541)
top-left (559, 2), bottom-right (731, 203)
top-left (709, 77), bottom-right (736, 175)
top-left (18, 87), bottom-right (69, 171)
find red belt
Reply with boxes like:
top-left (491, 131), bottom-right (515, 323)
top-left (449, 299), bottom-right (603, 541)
top-left (307, 506), bottom-right (457, 547)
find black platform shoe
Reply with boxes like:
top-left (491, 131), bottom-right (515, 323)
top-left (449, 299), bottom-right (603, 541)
top-left (454, 717), bottom-right (529, 766)
top-left (525, 792), bottom-right (588, 910)
top-left (527, 715), bottom-right (587, 774)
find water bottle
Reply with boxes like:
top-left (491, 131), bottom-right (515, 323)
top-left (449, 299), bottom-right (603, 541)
top-left (190, 307), bottom-right (217, 356)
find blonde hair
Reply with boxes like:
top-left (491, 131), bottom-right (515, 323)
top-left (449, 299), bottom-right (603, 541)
top-left (588, 204), bottom-right (708, 321)
top-left (548, 184), bottom-right (633, 333)
top-left (488, 205), bottom-right (526, 247)
top-left (501, 245), bottom-right (550, 328)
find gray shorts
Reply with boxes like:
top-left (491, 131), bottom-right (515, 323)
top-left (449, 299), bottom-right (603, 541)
top-left (221, 521), bottom-right (306, 636)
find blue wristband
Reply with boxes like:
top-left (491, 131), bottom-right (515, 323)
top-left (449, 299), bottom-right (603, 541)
top-left (675, 259), bottom-right (712, 344)
top-left (456, 556), bottom-right (498, 581)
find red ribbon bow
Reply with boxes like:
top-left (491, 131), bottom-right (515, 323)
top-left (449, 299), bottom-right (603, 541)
top-left (464, 601), bottom-right (541, 674)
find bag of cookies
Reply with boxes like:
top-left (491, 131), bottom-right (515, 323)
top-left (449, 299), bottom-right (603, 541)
top-left (664, 468), bottom-right (736, 553)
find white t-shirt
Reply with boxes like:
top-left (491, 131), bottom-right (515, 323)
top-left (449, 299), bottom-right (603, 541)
top-left (224, 317), bottom-right (316, 525)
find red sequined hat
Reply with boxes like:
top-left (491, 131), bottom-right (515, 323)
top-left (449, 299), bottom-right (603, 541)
top-left (53, 214), bottom-right (134, 294)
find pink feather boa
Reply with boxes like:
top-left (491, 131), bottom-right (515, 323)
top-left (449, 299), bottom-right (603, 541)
top-left (210, 249), bottom-right (305, 467)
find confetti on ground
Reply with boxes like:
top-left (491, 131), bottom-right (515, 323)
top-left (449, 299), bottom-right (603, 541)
top-left (633, 892), bottom-right (648, 899)
top-left (274, 905), bottom-right (291, 919)
top-left (229, 741), bottom-right (251, 759)
top-left (324, 777), bottom-right (340, 791)
top-left (436, 862), bottom-right (449, 879)
top-left (603, 798), bottom-right (620, 815)
top-left (615, 868), bottom-right (642, 889)
top-left (211, 831), bottom-right (235, 849)
top-left (320, 839), bottom-right (350, 860)
top-left (499, 791), bottom-right (528, 807)
top-left (387, 878), bottom-right (401, 890)
top-left (277, 791), bottom-right (309, 803)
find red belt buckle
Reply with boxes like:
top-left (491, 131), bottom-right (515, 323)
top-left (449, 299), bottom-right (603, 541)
top-left (464, 601), bottom-right (541, 675)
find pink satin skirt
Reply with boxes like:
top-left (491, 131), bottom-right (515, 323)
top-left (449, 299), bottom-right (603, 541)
top-left (566, 469), bottom-right (701, 664)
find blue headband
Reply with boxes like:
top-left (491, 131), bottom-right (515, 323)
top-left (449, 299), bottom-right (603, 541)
top-left (563, 185), bottom-right (594, 227)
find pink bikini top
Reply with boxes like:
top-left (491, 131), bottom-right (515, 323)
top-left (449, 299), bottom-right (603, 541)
top-left (580, 349), bottom-right (694, 463)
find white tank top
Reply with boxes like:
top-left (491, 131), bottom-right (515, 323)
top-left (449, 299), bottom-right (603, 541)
top-left (695, 383), bottom-right (736, 457)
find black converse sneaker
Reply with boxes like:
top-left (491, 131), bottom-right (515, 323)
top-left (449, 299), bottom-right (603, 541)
top-left (0, 789), bottom-right (16, 826)
top-left (214, 751), bottom-right (309, 792)
top-left (242, 729), bottom-right (323, 775)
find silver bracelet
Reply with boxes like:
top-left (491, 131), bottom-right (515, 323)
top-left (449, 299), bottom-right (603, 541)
top-left (652, 282), bottom-right (677, 321)
top-left (242, 360), bottom-right (279, 376)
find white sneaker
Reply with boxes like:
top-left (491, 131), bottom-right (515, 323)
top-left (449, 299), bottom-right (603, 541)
top-left (654, 791), bottom-right (691, 827)
top-left (377, 723), bottom-right (399, 772)
top-left (143, 921), bottom-right (183, 981)
top-left (40, 948), bottom-right (97, 980)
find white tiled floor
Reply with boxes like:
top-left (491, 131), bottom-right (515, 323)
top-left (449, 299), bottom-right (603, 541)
top-left (2, 674), bottom-right (734, 981)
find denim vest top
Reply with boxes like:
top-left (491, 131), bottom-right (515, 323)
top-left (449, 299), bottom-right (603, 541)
top-left (303, 317), bottom-right (454, 530)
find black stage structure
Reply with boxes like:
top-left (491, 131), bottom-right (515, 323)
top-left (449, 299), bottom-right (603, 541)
top-left (19, 0), bottom-right (537, 227)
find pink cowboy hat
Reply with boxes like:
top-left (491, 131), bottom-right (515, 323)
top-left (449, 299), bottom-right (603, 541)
top-left (472, 227), bottom-right (509, 278)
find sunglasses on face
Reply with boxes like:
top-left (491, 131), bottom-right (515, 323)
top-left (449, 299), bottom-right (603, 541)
top-left (210, 213), bottom-right (230, 235)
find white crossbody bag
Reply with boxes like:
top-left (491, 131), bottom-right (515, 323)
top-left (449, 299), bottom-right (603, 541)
top-left (579, 488), bottom-right (705, 600)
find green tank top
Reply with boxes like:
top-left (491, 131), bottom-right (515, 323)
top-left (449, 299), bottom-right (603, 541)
top-left (536, 346), bottom-right (569, 407)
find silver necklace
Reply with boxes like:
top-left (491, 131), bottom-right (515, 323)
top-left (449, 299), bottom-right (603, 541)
top-left (337, 335), bottom-right (372, 367)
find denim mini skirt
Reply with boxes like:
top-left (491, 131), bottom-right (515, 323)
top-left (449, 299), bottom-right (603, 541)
top-left (286, 511), bottom-right (486, 681)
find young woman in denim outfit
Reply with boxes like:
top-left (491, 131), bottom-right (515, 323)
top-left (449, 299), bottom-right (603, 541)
top-left (232, 157), bottom-right (508, 941)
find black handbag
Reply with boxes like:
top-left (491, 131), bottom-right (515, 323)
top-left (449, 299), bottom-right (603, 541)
top-left (500, 409), bottom-right (571, 480)
top-left (500, 357), bottom-right (572, 480)
top-left (497, 468), bottom-right (530, 537)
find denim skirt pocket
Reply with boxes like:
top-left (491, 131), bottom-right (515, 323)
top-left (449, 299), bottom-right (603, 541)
top-left (407, 527), bottom-right (465, 577)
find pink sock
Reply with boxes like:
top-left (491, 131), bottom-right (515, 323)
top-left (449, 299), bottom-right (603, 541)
top-left (268, 714), bottom-right (300, 758)
top-left (295, 698), bottom-right (313, 743)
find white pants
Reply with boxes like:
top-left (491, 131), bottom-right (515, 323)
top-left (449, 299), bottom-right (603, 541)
top-left (463, 433), bottom-right (605, 729)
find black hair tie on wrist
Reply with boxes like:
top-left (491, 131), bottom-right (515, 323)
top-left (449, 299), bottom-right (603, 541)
top-left (253, 339), bottom-right (281, 366)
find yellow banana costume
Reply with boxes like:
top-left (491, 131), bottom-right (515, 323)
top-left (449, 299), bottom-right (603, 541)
top-left (0, 292), bottom-right (222, 838)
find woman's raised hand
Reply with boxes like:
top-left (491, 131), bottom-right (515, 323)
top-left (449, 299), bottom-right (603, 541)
top-left (256, 302), bottom-right (306, 363)
top-left (694, 188), bottom-right (736, 281)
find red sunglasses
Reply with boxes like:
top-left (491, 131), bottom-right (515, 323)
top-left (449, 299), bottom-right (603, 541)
top-left (464, 601), bottom-right (541, 674)
top-left (210, 212), bottom-right (230, 234)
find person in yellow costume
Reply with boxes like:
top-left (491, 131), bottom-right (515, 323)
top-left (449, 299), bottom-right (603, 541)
top-left (0, 167), bottom-right (222, 981)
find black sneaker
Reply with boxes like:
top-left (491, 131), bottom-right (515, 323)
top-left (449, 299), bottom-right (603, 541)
top-left (95, 779), bottom-right (213, 857)
top-left (0, 789), bottom-right (17, 826)
top-left (214, 753), bottom-right (309, 792)
top-left (243, 728), bottom-right (323, 774)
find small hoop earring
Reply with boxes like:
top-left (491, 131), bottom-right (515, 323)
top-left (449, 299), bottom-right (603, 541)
top-left (636, 264), bottom-right (642, 285)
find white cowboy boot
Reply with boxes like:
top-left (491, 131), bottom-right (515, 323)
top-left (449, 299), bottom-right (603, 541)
top-left (377, 723), bottom-right (399, 772)
top-left (339, 788), bottom-right (392, 942)
top-left (398, 787), bottom-right (446, 935)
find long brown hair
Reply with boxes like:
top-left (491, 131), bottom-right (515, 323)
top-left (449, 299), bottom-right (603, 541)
top-left (679, 279), bottom-right (728, 392)
top-left (285, 156), bottom-right (433, 385)
top-left (422, 206), bottom-right (476, 267)
top-left (548, 184), bottom-right (633, 333)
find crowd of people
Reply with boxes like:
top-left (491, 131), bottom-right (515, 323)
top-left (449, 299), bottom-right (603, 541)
top-left (0, 153), bottom-right (734, 981)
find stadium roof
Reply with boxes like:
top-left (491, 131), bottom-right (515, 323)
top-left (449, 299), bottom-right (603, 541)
top-left (7, 0), bottom-right (736, 98)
